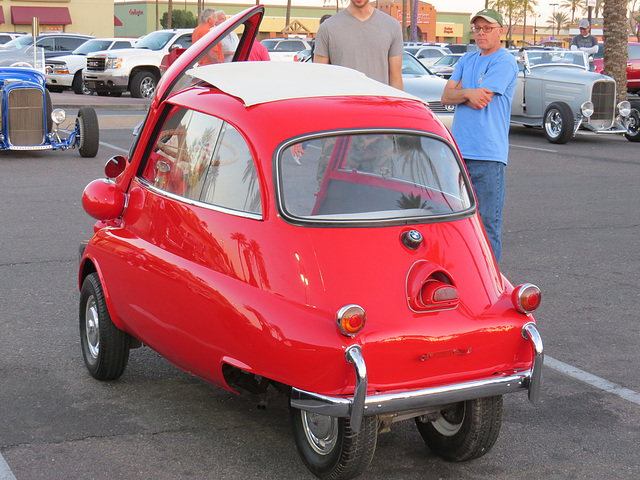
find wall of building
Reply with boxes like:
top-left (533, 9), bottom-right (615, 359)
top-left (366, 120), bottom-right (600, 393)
top-left (0, 0), bottom-right (114, 37)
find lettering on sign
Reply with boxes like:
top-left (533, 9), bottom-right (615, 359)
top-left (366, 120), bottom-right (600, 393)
top-left (129, 9), bottom-right (144, 16)
top-left (395, 11), bottom-right (431, 24)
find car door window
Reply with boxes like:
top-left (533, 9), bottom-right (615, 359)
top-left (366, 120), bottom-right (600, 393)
top-left (36, 38), bottom-right (55, 52)
top-left (173, 34), bottom-right (193, 49)
top-left (142, 106), bottom-right (261, 215)
top-left (628, 45), bottom-right (640, 60)
top-left (57, 37), bottom-right (85, 51)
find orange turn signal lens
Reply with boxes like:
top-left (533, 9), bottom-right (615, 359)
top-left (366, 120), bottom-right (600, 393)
top-left (512, 283), bottom-right (541, 314)
top-left (336, 304), bottom-right (366, 337)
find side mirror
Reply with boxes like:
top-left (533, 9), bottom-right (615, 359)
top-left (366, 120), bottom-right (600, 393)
top-left (169, 43), bottom-right (183, 52)
top-left (105, 155), bottom-right (127, 178)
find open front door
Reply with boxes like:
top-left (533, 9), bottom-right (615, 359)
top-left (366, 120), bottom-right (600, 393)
top-left (154, 5), bottom-right (264, 106)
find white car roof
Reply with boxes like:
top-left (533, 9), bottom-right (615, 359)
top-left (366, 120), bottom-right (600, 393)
top-left (186, 62), bottom-right (422, 107)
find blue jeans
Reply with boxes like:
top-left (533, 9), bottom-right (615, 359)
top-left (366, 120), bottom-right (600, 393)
top-left (464, 159), bottom-right (506, 263)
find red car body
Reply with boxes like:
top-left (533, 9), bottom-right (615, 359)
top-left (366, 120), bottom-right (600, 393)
top-left (78, 7), bottom-right (543, 479)
top-left (593, 42), bottom-right (640, 94)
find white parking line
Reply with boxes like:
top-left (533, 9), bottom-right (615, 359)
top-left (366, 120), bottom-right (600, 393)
top-left (510, 143), bottom-right (558, 153)
top-left (0, 453), bottom-right (17, 480)
top-left (546, 356), bottom-right (640, 406)
top-left (99, 141), bottom-right (129, 154)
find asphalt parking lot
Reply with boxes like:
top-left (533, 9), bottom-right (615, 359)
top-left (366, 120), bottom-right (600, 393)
top-left (1, 94), bottom-right (639, 480)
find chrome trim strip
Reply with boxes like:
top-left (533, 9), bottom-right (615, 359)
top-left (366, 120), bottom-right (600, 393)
top-left (522, 321), bottom-right (544, 404)
top-left (345, 345), bottom-right (367, 432)
top-left (291, 371), bottom-right (531, 419)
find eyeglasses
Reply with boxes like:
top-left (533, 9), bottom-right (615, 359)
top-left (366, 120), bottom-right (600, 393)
top-left (472, 26), bottom-right (501, 33)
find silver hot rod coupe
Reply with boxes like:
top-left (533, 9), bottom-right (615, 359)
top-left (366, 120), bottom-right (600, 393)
top-left (510, 49), bottom-right (639, 144)
top-left (0, 49), bottom-right (99, 157)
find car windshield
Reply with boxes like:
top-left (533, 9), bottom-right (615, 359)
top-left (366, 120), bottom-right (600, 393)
top-left (434, 55), bottom-right (460, 66)
top-left (525, 50), bottom-right (587, 68)
top-left (278, 132), bottom-right (472, 223)
top-left (402, 53), bottom-right (430, 75)
top-left (135, 31), bottom-right (175, 51)
top-left (1, 35), bottom-right (34, 50)
top-left (73, 39), bottom-right (114, 55)
top-left (261, 39), bottom-right (279, 51)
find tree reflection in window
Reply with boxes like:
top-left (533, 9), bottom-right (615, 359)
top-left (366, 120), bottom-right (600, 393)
top-left (145, 107), bottom-right (261, 215)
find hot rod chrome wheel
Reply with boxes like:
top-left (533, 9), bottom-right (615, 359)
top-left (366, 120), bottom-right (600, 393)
top-left (291, 407), bottom-right (377, 480)
top-left (79, 273), bottom-right (130, 380)
top-left (415, 396), bottom-right (503, 462)
top-left (624, 101), bottom-right (640, 142)
top-left (543, 102), bottom-right (574, 144)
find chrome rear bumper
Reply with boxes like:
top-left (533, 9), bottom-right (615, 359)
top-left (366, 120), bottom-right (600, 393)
top-left (291, 322), bottom-right (543, 432)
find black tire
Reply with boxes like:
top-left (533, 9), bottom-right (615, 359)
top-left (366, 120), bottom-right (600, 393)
top-left (79, 273), bottom-right (130, 380)
top-left (76, 106), bottom-right (100, 158)
top-left (291, 408), bottom-right (377, 480)
top-left (543, 102), bottom-right (574, 144)
top-left (72, 71), bottom-right (91, 95)
top-left (46, 86), bottom-right (64, 93)
top-left (130, 71), bottom-right (158, 99)
top-left (624, 100), bottom-right (640, 142)
top-left (415, 396), bottom-right (503, 462)
top-left (45, 89), bottom-right (53, 134)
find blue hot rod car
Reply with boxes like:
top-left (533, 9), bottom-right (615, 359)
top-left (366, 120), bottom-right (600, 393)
top-left (0, 53), bottom-right (99, 157)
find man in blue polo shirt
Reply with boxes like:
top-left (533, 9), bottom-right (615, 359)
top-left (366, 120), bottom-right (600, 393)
top-left (441, 8), bottom-right (518, 263)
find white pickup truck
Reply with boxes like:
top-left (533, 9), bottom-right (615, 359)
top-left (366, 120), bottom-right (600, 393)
top-left (83, 29), bottom-right (192, 98)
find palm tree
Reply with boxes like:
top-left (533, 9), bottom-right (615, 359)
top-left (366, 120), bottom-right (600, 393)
top-left (546, 11), bottom-right (569, 36)
top-left (603, 0), bottom-right (629, 104)
top-left (560, 0), bottom-right (582, 24)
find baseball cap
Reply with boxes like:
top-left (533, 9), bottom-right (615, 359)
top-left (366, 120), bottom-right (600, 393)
top-left (579, 19), bottom-right (590, 28)
top-left (471, 9), bottom-right (504, 27)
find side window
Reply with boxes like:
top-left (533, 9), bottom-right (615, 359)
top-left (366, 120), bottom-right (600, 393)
top-left (57, 37), bottom-right (85, 51)
top-left (142, 106), bottom-right (261, 215)
top-left (174, 34), bottom-right (193, 49)
top-left (628, 45), bottom-right (640, 60)
top-left (36, 38), bottom-right (55, 51)
top-left (113, 41), bottom-right (133, 49)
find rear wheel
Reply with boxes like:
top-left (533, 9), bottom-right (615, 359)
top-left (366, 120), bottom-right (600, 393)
top-left (543, 102), bottom-right (574, 144)
top-left (76, 106), bottom-right (100, 158)
top-left (291, 408), bottom-right (377, 480)
top-left (79, 273), bottom-right (130, 380)
top-left (415, 396), bottom-right (503, 462)
top-left (130, 71), bottom-right (158, 99)
top-left (624, 100), bottom-right (640, 142)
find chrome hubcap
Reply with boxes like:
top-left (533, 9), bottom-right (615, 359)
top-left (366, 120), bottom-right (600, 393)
top-left (141, 77), bottom-right (156, 98)
top-left (432, 403), bottom-right (465, 436)
top-left (301, 411), bottom-right (338, 455)
top-left (84, 295), bottom-right (100, 359)
top-left (545, 109), bottom-right (562, 137)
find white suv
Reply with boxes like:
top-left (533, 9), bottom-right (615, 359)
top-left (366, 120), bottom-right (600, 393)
top-left (46, 38), bottom-right (137, 95)
top-left (261, 38), bottom-right (311, 62)
top-left (83, 29), bottom-right (192, 98)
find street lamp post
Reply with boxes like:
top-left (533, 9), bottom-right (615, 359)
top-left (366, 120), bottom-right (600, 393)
top-left (550, 3), bottom-right (558, 35)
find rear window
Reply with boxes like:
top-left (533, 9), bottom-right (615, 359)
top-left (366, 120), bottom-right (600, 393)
top-left (277, 132), bottom-right (473, 224)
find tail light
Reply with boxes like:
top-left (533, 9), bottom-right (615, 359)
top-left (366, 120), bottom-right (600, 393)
top-left (417, 277), bottom-right (459, 311)
top-left (512, 283), bottom-right (541, 314)
top-left (337, 304), bottom-right (366, 337)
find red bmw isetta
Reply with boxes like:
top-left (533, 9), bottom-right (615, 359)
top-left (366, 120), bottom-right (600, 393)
top-left (78, 7), bottom-right (543, 480)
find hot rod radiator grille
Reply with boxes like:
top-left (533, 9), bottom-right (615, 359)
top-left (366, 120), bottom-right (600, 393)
top-left (591, 81), bottom-right (615, 124)
top-left (7, 89), bottom-right (45, 146)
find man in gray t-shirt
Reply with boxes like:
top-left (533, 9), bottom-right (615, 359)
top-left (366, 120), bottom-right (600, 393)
top-left (314, 0), bottom-right (404, 89)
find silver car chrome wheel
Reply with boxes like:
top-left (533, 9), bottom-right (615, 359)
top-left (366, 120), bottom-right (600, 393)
top-left (84, 295), bottom-right (100, 359)
top-left (543, 101), bottom-right (573, 144)
top-left (301, 411), bottom-right (339, 455)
